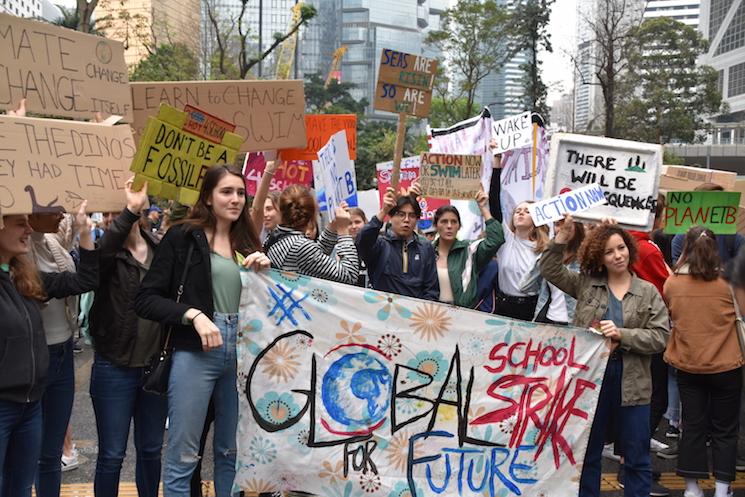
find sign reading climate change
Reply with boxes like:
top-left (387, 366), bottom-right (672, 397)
top-left (545, 133), bottom-right (662, 230)
top-left (235, 269), bottom-right (610, 496)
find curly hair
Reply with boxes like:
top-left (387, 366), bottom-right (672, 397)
top-left (578, 224), bottom-right (638, 276)
top-left (279, 184), bottom-right (317, 231)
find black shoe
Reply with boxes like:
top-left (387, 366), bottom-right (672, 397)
top-left (665, 426), bottom-right (680, 438)
top-left (617, 465), bottom-right (625, 488)
top-left (650, 481), bottom-right (670, 497)
top-left (73, 339), bottom-right (84, 353)
top-left (657, 440), bottom-right (678, 459)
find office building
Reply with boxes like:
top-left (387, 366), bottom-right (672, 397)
top-left (643, 0), bottom-right (700, 28)
top-left (699, 0), bottom-right (745, 144)
top-left (97, 0), bottom-right (201, 66)
top-left (1, 0), bottom-right (42, 17)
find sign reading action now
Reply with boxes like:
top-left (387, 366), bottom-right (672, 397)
top-left (374, 48), bottom-right (437, 117)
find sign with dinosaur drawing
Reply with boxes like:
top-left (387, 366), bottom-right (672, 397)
top-left (0, 114), bottom-right (134, 215)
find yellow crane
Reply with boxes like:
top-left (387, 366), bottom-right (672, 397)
top-left (274, 3), bottom-right (304, 79)
top-left (325, 46), bottom-right (347, 87)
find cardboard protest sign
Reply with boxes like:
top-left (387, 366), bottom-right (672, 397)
top-left (490, 111), bottom-right (532, 155)
top-left (0, 13), bottom-right (132, 121)
top-left (235, 268), bottom-right (609, 496)
top-left (664, 191), bottom-right (741, 235)
top-left (419, 153), bottom-right (482, 200)
top-left (375, 156), bottom-right (449, 228)
top-left (130, 80), bottom-right (306, 152)
top-left (659, 164), bottom-right (737, 192)
top-left (129, 103), bottom-right (244, 206)
top-left (313, 130), bottom-right (358, 216)
top-left (528, 183), bottom-right (607, 227)
top-left (0, 115), bottom-right (133, 215)
top-left (374, 48), bottom-right (437, 117)
top-left (545, 133), bottom-right (662, 230)
top-left (280, 114), bottom-right (357, 161)
top-left (242, 153), bottom-right (312, 196)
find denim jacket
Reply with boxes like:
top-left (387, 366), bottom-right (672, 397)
top-left (540, 241), bottom-right (669, 406)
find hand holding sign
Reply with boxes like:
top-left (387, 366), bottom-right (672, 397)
top-left (379, 187), bottom-right (397, 221)
top-left (329, 201), bottom-right (352, 235)
top-left (241, 251), bottom-right (272, 271)
top-left (554, 214), bottom-right (577, 244)
top-left (125, 177), bottom-right (149, 214)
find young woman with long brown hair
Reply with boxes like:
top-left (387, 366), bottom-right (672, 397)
top-left (664, 226), bottom-right (743, 497)
top-left (135, 166), bottom-right (270, 497)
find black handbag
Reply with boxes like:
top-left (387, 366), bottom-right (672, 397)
top-left (142, 243), bottom-right (194, 396)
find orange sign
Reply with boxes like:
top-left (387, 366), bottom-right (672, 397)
top-left (280, 114), bottom-right (357, 161)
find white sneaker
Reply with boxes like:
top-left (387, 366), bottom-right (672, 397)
top-left (650, 438), bottom-right (669, 452)
top-left (61, 446), bottom-right (79, 472)
top-left (602, 443), bottom-right (621, 462)
top-left (683, 489), bottom-right (704, 497)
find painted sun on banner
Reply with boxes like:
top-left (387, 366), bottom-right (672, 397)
top-left (236, 269), bottom-right (610, 497)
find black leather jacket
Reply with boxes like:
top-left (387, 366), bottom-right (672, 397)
top-left (0, 249), bottom-right (98, 403)
top-left (89, 209), bottom-right (161, 367)
top-left (135, 224), bottom-right (214, 351)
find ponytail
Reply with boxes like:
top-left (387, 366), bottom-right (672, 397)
top-left (676, 226), bottom-right (720, 281)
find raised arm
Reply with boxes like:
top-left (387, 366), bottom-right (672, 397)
top-left (250, 159), bottom-right (279, 232)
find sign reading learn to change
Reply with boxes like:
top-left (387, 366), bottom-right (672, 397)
top-left (419, 153), bottom-right (482, 200)
top-left (0, 13), bottom-right (132, 120)
top-left (374, 48), bottom-right (437, 117)
top-left (130, 80), bottom-right (306, 152)
top-left (129, 103), bottom-right (244, 205)
top-left (664, 191), bottom-right (741, 235)
top-left (235, 269), bottom-right (608, 496)
top-left (0, 115), bottom-right (134, 215)
top-left (545, 133), bottom-right (662, 230)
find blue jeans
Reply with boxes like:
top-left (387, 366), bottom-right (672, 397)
top-left (580, 358), bottom-right (651, 497)
top-left (164, 313), bottom-right (238, 497)
top-left (90, 353), bottom-right (168, 497)
top-left (665, 367), bottom-right (680, 427)
top-left (36, 338), bottom-right (75, 497)
top-left (0, 400), bottom-right (42, 497)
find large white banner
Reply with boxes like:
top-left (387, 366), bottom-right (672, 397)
top-left (235, 269), bottom-right (610, 496)
top-left (499, 125), bottom-right (551, 223)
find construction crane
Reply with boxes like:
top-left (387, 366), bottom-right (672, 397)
top-left (325, 46), bottom-right (347, 87)
top-left (274, 3), bottom-right (304, 79)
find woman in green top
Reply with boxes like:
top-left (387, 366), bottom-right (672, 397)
top-left (432, 189), bottom-right (505, 308)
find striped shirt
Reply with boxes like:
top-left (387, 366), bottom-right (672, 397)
top-left (266, 226), bottom-right (359, 285)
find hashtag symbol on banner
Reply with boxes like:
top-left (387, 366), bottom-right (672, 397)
top-left (268, 283), bottom-right (311, 326)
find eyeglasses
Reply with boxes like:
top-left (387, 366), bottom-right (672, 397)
top-left (394, 211), bottom-right (418, 220)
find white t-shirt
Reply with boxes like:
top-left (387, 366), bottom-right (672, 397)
top-left (496, 224), bottom-right (539, 297)
top-left (547, 282), bottom-right (569, 322)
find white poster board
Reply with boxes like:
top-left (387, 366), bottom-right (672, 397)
top-left (528, 183), bottom-right (607, 226)
top-left (545, 133), bottom-right (662, 230)
top-left (314, 130), bottom-right (357, 217)
top-left (490, 111), bottom-right (532, 155)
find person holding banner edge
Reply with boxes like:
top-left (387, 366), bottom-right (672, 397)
top-left (540, 215), bottom-right (669, 497)
top-left (0, 201), bottom-right (99, 497)
top-left (135, 166), bottom-right (270, 497)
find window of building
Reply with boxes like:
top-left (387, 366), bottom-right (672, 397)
top-left (728, 61), bottom-right (745, 97)
top-left (715, 1), bottom-right (745, 55)
top-left (710, 0), bottom-right (731, 39)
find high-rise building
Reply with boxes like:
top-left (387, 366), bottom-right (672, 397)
top-left (299, 0), bottom-right (343, 79)
top-left (97, 0), bottom-right (201, 67)
top-left (643, 0), bottom-right (700, 28)
top-left (550, 93), bottom-right (574, 132)
top-left (699, 0), bottom-right (745, 144)
top-left (1, 0), bottom-right (42, 17)
top-left (340, 0), bottom-right (446, 116)
top-left (573, 0), bottom-right (604, 132)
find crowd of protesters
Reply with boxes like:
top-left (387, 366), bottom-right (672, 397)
top-left (2, 148), bottom-right (745, 497)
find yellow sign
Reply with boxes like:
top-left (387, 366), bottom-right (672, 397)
top-left (130, 103), bottom-right (244, 205)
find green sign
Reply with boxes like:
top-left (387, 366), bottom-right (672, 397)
top-left (664, 191), bottom-right (741, 234)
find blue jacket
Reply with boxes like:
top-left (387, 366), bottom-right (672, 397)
top-left (357, 216), bottom-right (439, 301)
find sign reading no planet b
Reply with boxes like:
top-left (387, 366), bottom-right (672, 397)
top-left (0, 115), bottom-right (134, 215)
top-left (545, 133), bottom-right (662, 230)
top-left (528, 183), bottom-right (607, 227)
top-left (419, 153), bottom-right (482, 200)
top-left (0, 13), bottom-right (132, 120)
top-left (374, 48), bottom-right (437, 117)
top-left (664, 191), bottom-right (741, 235)
top-left (129, 103), bottom-right (244, 206)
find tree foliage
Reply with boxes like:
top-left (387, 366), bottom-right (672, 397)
top-left (130, 43), bottom-right (200, 82)
top-left (426, 0), bottom-right (514, 121)
top-left (51, 3), bottom-right (105, 35)
top-left (304, 73), bottom-right (367, 115)
top-left (512, 0), bottom-right (553, 121)
top-left (614, 17), bottom-right (723, 144)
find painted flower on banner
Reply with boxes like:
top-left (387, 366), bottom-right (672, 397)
top-left (406, 350), bottom-right (448, 382)
top-left (364, 291), bottom-right (412, 321)
top-left (244, 479), bottom-right (276, 493)
top-left (255, 391), bottom-right (301, 426)
top-left (386, 431), bottom-right (410, 472)
top-left (240, 318), bottom-right (262, 337)
top-left (318, 459), bottom-right (345, 485)
top-left (261, 340), bottom-right (301, 383)
top-left (377, 333), bottom-right (402, 359)
top-left (247, 435), bottom-right (277, 464)
top-left (410, 303), bottom-right (452, 341)
top-left (359, 471), bottom-right (381, 493)
top-left (463, 334), bottom-right (487, 359)
top-left (291, 424), bottom-right (312, 455)
top-left (336, 320), bottom-right (365, 343)
top-left (388, 481), bottom-right (423, 497)
top-left (270, 270), bottom-right (310, 289)
top-left (308, 282), bottom-right (338, 312)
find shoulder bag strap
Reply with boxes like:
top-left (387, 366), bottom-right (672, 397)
top-left (163, 243), bottom-right (195, 350)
